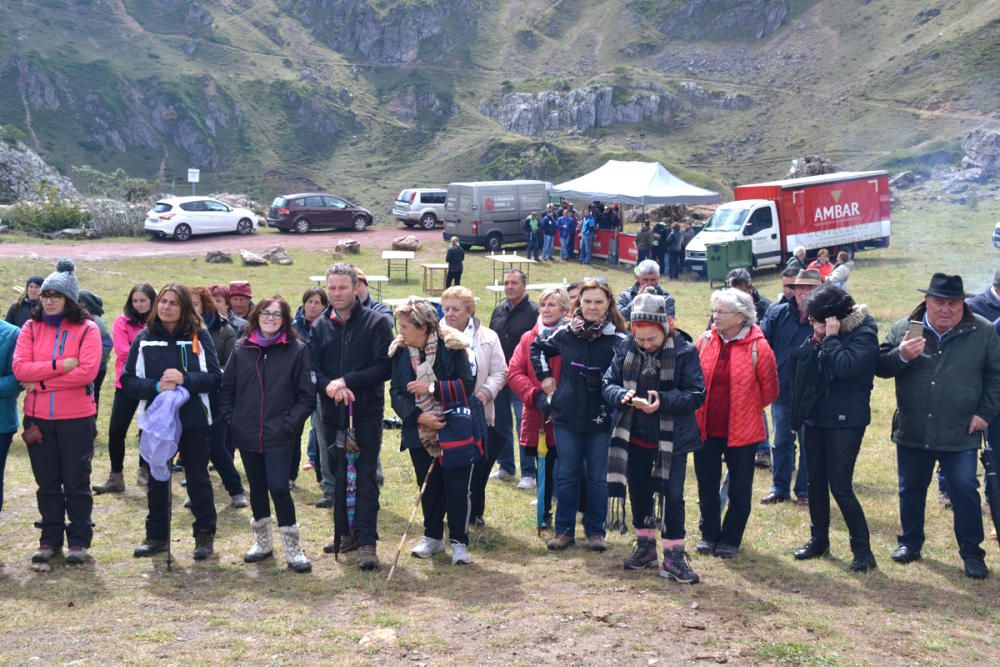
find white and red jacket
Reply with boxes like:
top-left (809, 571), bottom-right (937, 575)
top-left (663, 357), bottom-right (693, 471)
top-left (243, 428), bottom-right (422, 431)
top-left (13, 317), bottom-right (102, 420)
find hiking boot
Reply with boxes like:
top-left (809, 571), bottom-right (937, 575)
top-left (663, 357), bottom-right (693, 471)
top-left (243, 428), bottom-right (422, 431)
top-left (279, 525), bottom-right (311, 573)
top-left (357, 545), bottom-right (379, 571)
top-left (133, 539), bottom-right (168, 558)
top-left (451, 540), bottom-right (472, 565)
top-left (93, 472), bottom-right (125, 494)
top-left (694, 540), bottom-right (713, 555)
top-left (136, 466), bottom-right (150, 487)
top-left (314, 495), bottom-right (334, 509)
top-left (713, 543), bottom-right (738, 559)
top-left (193, 533), bottom-right (215, 561)
top-left (546, 533), bottom-right (575, 551)
top-left (65, 546), bottom-right (89, 565)
top-left (793, 538), bottom-right (830, 560)
top-left (850, 552), bottom-right (877, 573)
top-left (244, 517), bottom-right (273, 563)
top-left (32, 545), bottom-right (61, 564)
top-left (587, 535), bottom-right (608, 552)
top-left (964, 557), bottom-right (989, 580)
top-left (623, 537), bottom-right (658, 570)
top-left (516, 476), bottom-right (536, 490)
top-left (660, 547), bottom-right (700, 584)
top-left (411, 536), bottom-right (446, 559)
top-left (754, 452), bottom-right (771, 469)
top-left (230, 493), bottom-right (249, 509)
top-left (323, 532), bottom-right (358, 555)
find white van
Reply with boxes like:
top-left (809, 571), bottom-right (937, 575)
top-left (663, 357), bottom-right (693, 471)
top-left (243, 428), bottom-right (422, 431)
top-left (441, 180), bottom-right (550, 252)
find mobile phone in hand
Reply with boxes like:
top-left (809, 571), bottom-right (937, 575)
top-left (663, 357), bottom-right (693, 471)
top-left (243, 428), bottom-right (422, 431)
top-left (907, 320), bottom-right (923, 341)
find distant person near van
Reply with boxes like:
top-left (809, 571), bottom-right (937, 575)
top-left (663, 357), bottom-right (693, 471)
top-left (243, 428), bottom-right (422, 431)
top-left (579, 211), bottom-right (597, 264)
top-left (557, 208), bottom-right (576, 260)
top-left (524, 212), bottom-right (541, 262)
top-left (445, 237), bottom-right (465, 288)
top-left (541, 205), bottom-right (557, 261)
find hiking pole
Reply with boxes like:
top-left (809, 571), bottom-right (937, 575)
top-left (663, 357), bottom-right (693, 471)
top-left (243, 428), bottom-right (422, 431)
top-left (166, 467), bottom-right (173, 573)
top-left (386, 458), bottom-right (436, 586)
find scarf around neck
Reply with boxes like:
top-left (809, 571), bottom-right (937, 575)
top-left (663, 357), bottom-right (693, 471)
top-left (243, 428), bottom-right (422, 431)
top-left (569, 308), bottom-right (609, 342)
top-left (408, 337), bottom-right (443, 452)
top-left (250, 330), bottom-right (285, 347)
top-left (607, 334), bottom-right (677, 534)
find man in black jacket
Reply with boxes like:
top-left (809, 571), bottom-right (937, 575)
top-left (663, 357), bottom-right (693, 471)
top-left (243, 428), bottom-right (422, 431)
top-left (310, 264), bottom-right (393, 570)
top-left (489, 269), bottom-right (538, 488)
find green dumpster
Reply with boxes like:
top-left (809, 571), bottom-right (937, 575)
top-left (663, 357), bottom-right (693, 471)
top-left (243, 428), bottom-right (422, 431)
top-left (706, 240), bottom-right (753, 287)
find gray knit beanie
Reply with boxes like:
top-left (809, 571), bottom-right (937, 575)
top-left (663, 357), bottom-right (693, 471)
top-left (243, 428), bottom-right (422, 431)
top-left (40, 259), bottom-right (80, 303)
top-left (630, 288), bottom-right (674, 333)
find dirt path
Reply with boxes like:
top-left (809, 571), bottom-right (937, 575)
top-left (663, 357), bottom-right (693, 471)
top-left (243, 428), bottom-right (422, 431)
top-left (0, 224), bottom-right (442, 262)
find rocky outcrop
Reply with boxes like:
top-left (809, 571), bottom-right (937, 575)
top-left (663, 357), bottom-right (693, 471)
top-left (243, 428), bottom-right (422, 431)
top-left (0, 135), bottom-right (80, 204)
top-left (789, 156), bottom-right (837, 178)
top-left (386, 88), bottom-right (458, 124)
top-left (281, 0), bottom-right (478, 65)
top-left (959, 129), bottom-right (1000, 181)
top-left (479, 86), bottom-right (676, 137)
top-left (480, 82), bottom-right (752, 137)
top-left (632, 0), bottom-right (791, 41)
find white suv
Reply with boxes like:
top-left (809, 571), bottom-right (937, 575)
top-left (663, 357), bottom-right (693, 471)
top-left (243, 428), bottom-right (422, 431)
top-left (393, 188), bottom-right (447, 230)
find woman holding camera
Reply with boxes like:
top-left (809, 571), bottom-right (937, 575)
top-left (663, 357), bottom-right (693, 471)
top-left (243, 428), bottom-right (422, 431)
top-left (603, 290), bottom-right (705, 583)
top-left (531, 279), bottom-right (626, 552)
top-left (790, 285), bottom-right (878, 572)
top-left (13, 260), bottom-right (102, 565)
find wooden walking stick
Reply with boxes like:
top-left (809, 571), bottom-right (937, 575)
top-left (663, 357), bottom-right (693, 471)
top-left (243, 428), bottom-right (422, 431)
top-left (386, 458), bottom-right (436, 586)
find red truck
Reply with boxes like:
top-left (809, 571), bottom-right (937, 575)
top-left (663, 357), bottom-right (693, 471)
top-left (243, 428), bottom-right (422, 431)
top-left (685, 170), bottom-right (891, 272)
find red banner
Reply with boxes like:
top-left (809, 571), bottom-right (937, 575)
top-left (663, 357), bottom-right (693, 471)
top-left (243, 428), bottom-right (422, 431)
top-left (553, 231), bottom-right (638, 265)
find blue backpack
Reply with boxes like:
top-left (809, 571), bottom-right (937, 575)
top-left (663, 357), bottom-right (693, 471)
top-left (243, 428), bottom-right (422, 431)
top-left (437, 379), bottom-right (483, 469)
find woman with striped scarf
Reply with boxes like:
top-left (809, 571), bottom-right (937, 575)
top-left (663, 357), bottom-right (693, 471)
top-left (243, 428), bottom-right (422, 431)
top-left (603, 289), bottom-right (706, 583)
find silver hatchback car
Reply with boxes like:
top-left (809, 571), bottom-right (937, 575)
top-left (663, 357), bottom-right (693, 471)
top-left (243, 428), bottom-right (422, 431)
top-left (392, 188), bottom-right (447, 230)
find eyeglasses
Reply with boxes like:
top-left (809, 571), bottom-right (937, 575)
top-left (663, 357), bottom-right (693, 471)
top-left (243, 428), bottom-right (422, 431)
top-left (40, 293), bottom-right (64, 302)
top-left (259, 310), bottom-right (283, 320)
top-left (711, 309), bottom-right (737, 316)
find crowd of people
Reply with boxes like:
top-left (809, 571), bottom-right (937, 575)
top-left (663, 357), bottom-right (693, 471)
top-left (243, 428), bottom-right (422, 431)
top-left (0, 250), bottom-right (998, 584)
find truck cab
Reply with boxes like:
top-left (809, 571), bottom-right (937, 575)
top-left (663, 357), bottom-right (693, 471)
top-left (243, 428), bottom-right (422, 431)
top-left (685, 199), bottom-right (781, 274)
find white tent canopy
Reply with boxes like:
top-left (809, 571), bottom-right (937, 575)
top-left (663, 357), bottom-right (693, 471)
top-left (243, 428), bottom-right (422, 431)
top-left (552, 160), bottom-right (721, 206)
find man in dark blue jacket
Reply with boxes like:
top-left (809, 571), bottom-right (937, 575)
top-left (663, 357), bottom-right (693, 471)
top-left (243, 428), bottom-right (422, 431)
top-left (966, 269), bottom-right (1000, 322)
top-left (311, 264), bottom-right (393, 571)
top-left (540, 205), bottom-right (558, 261)
top-left (760, 269), bottom-right (820, 504)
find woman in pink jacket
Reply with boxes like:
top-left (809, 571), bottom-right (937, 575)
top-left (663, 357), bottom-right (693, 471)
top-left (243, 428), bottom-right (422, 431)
top-left (13, 260), bottom-right (102, 565)
top-left (93, 283), bottom-right (156, 495)
top-left (507, 286), bottom-right (569, 530)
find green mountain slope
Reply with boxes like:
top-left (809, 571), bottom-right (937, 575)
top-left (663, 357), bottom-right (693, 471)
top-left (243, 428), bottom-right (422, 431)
top-left (0, 0), bottom-right (997, 210)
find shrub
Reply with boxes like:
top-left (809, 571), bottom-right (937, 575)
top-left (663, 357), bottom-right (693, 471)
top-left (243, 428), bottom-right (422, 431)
top-left (70, 165), bottom-right (154, 203)
top-left (2, 198), bottom-right (93, 234)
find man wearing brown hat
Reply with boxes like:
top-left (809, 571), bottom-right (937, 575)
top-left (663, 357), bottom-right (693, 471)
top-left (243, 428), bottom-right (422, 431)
top-left (228, 281), bottom-right (254, 320)
top-left (759, 269), bottom-right (822, 505)
top-left (877, 273), bottom-right (1000, 579)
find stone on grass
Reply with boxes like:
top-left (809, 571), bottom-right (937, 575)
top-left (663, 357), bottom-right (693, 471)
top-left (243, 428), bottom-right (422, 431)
top-left (261, 245), bottom-right (293, 265)
top-left (205, 251), bottom-right (233, 263)
top-left (392, 235), bottom-right (420, 251)
top-left (240, 249), bottom-right (268, 266)
top-left (335, 239), bottom-right (361, 254)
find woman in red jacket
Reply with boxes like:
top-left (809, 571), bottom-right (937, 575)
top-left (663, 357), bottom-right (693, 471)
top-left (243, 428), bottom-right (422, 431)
top-left (507, 286), bottom-right (570, 529)
top-left (13, 260), bottom-right (102, 565)
top-left (693, 288), bottom-right (779, 559)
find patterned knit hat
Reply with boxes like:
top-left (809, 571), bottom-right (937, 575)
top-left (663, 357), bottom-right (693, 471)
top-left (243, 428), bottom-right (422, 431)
top-left (630, 288), bottom-right (674, 333)
top-left (40, 259), bottom-right (79, 303)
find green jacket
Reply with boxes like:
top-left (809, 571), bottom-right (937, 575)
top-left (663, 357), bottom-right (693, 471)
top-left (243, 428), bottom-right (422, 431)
top-left (876, 303), bottom-right (1000, 452)
top-left (635, 226), bottom-right (653, 251)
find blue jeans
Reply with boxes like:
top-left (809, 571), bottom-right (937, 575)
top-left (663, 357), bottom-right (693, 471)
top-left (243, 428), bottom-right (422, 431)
top-left (553, 425), bottom-right (610, 538)
top-left (306, 417), bottom-right (318, 465)
top-left (759, 411), bottom-right (771, 455)
top-left (636, 248), bottom-right (648, 264)
top-left (511, 394), bottom-right (536, 477)
top-left (770, 398), bottom-right (808, 498)
top-left (897, 445), bottom-right (984, 560)
top-left (542, 234), bottom-right (555, 260)
top-left (0, 431), bottom-right (12, 514)
top-left (560, 234), bottom-right (571, 259)
top-left (579, 235), bottom-right (593, 263)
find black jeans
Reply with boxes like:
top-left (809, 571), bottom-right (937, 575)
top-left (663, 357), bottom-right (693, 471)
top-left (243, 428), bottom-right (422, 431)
top-left (108, 388), bottom-right (145, 474)
top-left (470, 426), bottom-right (501, 519)
top-left (330, 419), bottom-right (382, 547)
top-left (446, 270), bottom-right (462, 288)
top-left (25, 416), bottom-right (96, 548)
top-left (803, 425), bottom-right (871, 552)
top-left (93, 366), bottom-right (107, 414)
top-left (146, 428), bottom-right (215, 540)
top-left (409, 447), bottom-right (473, 545)
top-left (627, 446), bottom-right (689, 540)
top-left (695, 438), bottom-right (757, 548)
top-left (668, 250), bottom-right (683, 279)
top-left (242, 447), bottom-right (296, 526)
top-left (209, 420), bottom-right (245, 497)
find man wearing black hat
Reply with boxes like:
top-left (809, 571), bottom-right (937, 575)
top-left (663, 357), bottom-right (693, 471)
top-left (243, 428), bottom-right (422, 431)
top-left (876, 273), bottom-right (1000, 579)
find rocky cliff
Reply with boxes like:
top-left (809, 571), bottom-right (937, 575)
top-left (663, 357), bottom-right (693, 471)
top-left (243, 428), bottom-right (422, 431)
top-left (479, 82), bottom-right (751, 137)
top-left (280, 0), bottom-right (479, 65)
top-left (0, 131), bottom-right (79, 204)
top-left (630, 0), bottom-right (792, 41)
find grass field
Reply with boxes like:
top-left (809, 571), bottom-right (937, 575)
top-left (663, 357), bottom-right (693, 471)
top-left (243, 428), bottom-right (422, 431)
top-left (0, 192), bottom-right (998, 665)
